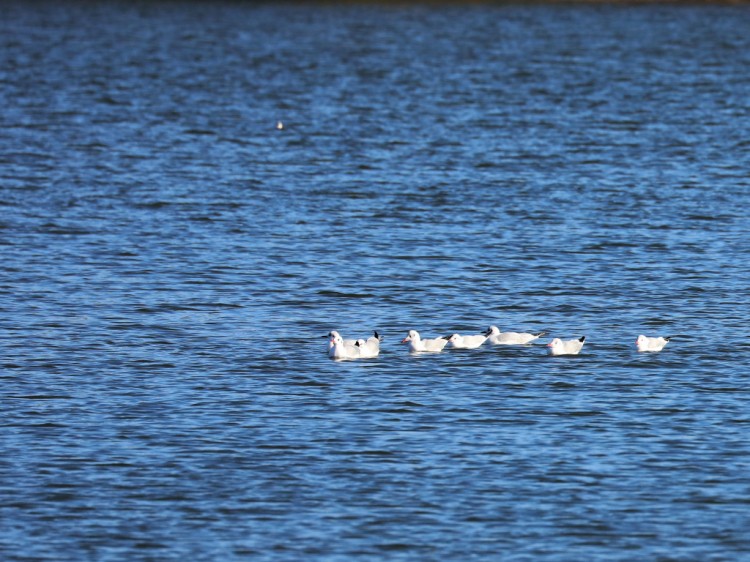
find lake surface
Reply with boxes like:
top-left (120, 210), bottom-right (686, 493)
top-left (2, 2), bottom-right (750, 560)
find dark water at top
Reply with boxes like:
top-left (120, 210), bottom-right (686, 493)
top-left (2, 2), bottom-right (750, 560)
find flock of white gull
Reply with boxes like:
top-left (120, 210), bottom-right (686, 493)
top-left (325, 326), bottom-right (671, 360)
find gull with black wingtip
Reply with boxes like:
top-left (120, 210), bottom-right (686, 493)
top-left (635, 334), bottom-right (671, 352)
top-left (354, 331), bottom-right (383, 359)
top-left (484, 325), bottom-right (546, 345)
top-left (547, 336), bottom-right (586, 356)
top-left (445, 332), bottom-right (488, 349)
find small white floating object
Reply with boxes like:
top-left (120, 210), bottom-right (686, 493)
top-left (328, 333), bottom-right (361, 360)
top-left (547, 336), bottom-right (586, 356)
top-left (446, 333), bottom-right (487, 349)
top-left (354, 331), bottom-right (383, 359)
top-left (326, 330), bottom-right (381, 360)
top-left (276, 120), bottom-right (284, 130)
top-left (401, 330), bottom-right (449, 353)
top-left (324, 330), bottom-right (356, 352)
top-left (484, 325), bottom-right (546, 345)
top-left (636, 334), bottom-right (671, 352)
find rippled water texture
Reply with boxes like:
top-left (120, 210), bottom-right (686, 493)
top-left (2, 2), bottom-right (750, 560)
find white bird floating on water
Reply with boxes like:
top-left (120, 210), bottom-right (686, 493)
top-left (547, 336), bottom-right (586, 356)
top-left (484, 325), bottom-right (546, 345)
top-left (326, 331), bottom-right (382, 360)
top-left (446, 333), bottom-right (487, 349)
top-left (324, 330), bottom-right (356, 351)
top-left (354, 332), bottom-right (383, 359)
top-left (401, 330), bottom-right (449, 353)
top-left (327, 333), bottom-right (359, 360)
top-left (635, 334), bottom-right (671, 352)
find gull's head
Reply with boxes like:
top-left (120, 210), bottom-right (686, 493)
top-left (401, 330), bottom-right (419, 343)
top-left (330, 334), bottom-right (344, 346)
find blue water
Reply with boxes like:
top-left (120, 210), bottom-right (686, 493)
top-left (2, 2), bottom-right (750, 560)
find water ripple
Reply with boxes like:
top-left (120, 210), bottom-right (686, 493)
top-left (2, 3), bottom-right (750, 562)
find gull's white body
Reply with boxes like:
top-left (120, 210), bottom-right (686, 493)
top-left (355, 333), bottom-right (382, 359)
top-left (636, 334), bottom-right (670, 352)
top-left (484, 325), bottom-right (545, 345)
top-left (326, 330), bottom-right (381, 360)
top-left (446, 333), bottom-right (487, 349)
top-left (401, 330), bottom-right (449, 353)
top-left (547, 336), bottom-right (586, 356)
top-left (326, 331), bottom-right (358, 354)
top-left (328, 333), bottom-right (361, 360)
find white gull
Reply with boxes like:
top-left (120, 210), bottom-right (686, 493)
top-left (324, 330), bottom-right (357, 354)
top-left (446, 333), bottom-right (487, 349)
top-left (328, 333), bottom-right (361, 360)
top-left (547, 336), bottom-right (586, 356)
top-left (636, 334), bottom-right (671, 352)
top-left (354, 331), bottom-right (383, 359)
top-left (484, 325), bottom-right (546, 345)
top-left (401, 330), bottom-right (449, 353)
